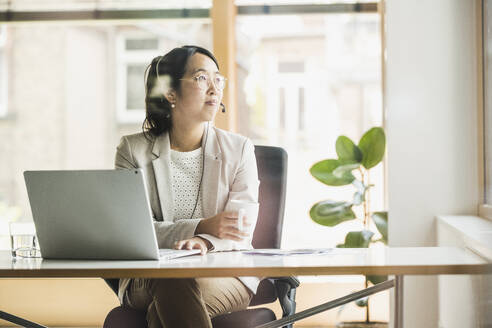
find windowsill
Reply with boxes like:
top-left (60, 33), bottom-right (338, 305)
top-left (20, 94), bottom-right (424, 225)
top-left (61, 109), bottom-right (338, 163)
top-left (436, 215), bottom-right (492, 261)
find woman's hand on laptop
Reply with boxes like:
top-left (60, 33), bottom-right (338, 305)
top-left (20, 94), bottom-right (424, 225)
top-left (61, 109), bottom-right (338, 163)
top-left (174, 237), bottom-right (211, 255)
top-left (195, 211), bottom-right (250, 241)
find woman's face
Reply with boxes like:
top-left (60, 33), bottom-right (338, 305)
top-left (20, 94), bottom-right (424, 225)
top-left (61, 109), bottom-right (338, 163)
top-left (172, 53), bottom-right (223, 125)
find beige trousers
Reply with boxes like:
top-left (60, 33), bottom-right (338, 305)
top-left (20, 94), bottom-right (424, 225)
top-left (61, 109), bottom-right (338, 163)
top-left (123, 278), bottom-right (252, 328)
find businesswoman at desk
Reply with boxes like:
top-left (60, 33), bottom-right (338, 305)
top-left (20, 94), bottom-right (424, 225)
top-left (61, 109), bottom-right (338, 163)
top-left (114, 45), bottom-right (259, 328)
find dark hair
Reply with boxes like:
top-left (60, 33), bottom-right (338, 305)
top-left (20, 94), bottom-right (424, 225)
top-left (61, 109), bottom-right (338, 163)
top-left (142, 45), bottom-right (219, 140)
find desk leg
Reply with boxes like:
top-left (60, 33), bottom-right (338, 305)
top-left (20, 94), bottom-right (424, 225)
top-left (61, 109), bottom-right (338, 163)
top-left (0, 310), bottom-right (48, 328)
top-left (395, 275), bottom-right (404, 328)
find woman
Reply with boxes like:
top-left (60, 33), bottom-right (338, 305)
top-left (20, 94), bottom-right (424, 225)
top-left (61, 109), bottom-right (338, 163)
top-left (114, 45), bottom-right (260, 327)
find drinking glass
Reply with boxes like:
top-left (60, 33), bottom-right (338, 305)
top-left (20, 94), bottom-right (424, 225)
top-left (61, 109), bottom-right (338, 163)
top-left (9, 222), bottom-right (41, 258)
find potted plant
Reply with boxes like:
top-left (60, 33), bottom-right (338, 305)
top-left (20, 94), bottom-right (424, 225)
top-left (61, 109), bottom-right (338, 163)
top-left (309, 127), bottom-right (388, 328)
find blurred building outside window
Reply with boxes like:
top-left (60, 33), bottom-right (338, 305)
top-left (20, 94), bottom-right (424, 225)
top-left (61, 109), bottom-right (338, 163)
top-left (236, 13), bottom-right (383, 281)
top-left (0, 20), bottom-right (212, 250)
top-left (116, 32), bottom-right (160, 123)
top-left (0, 25), bottom-right (6, 117)
top-left (116, 23), bottom-right (212, 123)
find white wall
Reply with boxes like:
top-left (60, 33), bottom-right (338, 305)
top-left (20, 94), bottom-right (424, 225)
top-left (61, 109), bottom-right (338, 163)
top-left (385, 0), bottom-right (479, 327)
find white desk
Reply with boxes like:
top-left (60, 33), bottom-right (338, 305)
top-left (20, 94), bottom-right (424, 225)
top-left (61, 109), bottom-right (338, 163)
top-left (0, 247), bottom-right (490, 328)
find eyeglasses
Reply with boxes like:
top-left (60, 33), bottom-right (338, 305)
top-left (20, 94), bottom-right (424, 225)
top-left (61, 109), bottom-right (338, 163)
top-left (180, 73), bottom-right (227, 91)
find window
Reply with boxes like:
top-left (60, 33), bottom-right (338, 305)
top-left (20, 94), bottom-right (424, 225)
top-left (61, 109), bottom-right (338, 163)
top-left (0, 19), bottom-right (211, 231)
top-left (485, 0), bottom-right (492, 204)
top-left (0, 25), bottom-right (7, 117)
top-left (483, 0), bottom-right (492, 218)
top-left (236, 13), bottom-right (383, 250)
top-left (116, 32), bottom-right (160, 123)
top-left (480, 0), bottom-right (492, 223)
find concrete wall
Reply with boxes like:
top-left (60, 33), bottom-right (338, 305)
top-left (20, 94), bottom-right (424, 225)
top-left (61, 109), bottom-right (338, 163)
top-left (385, 0), bottom-right (479, 327)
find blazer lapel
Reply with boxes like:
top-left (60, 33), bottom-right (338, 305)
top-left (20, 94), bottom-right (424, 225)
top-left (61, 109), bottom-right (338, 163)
top-left (151, 133), bottom-right (175, 222)
top-left (201, 124), bottom-right (221, 218)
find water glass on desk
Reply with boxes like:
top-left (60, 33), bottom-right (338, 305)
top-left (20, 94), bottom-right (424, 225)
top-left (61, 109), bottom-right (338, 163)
top-left (9, 222), bottom-right (41, 258)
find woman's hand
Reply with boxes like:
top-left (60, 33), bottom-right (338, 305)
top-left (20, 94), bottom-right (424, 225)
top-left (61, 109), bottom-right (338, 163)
top-left (174, 236), bottom-right (211, 255)
top-left (195, 211), bottom-right (250, 241)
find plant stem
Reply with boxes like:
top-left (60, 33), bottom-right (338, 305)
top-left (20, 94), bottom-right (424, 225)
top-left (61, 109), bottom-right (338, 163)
top-left (360, 168), bottom-right (368, 228)
top-left (366, 170), bottom-right (371, 230)
top-left (365, 277), bottom-right (370, 323)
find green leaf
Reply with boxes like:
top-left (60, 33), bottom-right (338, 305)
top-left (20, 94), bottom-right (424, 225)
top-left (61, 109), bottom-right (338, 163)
top-left (333, 162), bottom-right (360, 179)
top-left (367, 275), bottom-right (388, 285)
top-left (337, 230), bottom-right (374, 248)
top-left (310, 159), bottom-right (356, 186)
top-left (372, 211), bottom-right (388, 244)
top-left (353, 191), bottom-right (364, 205)
top-left (336, 136), bottom-right (362, 162)
top-left (310, 200), bottom-right (356, 227)
top-left (358, 127), bottom-right (386, 169)
top-left (355, 296), bottom-right (368, 307)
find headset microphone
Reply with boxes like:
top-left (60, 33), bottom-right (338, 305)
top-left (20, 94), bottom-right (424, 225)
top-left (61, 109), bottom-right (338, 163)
top-left (220, 103), bottom-right (226, 113)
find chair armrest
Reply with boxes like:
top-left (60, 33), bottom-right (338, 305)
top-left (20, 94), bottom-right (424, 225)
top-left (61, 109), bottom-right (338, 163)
top-left (272, 276), bottom-right (300, 289)
top-left (271, 276), bottom-right (299, 318)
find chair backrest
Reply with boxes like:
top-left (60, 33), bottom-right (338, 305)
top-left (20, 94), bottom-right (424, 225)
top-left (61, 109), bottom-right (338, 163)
top-left (252, 145), bottom-right (288, 249)
top-left (249, 145), bottom-right (288, 307)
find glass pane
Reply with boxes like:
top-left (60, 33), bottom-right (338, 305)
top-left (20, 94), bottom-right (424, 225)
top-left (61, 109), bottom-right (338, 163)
top-left (0, 50), bottom-right (3, 103)
top-left (278, 61), bottom-right (304, 73)
top-left (126, 64), bottom-right (146, 110)
top-left (0, 27), bottom-right (6, 116)
top-left (125, 38), bottom-right (158, 50)
top-left (484, 0), bottom-right (492, 203)
top-left (0, 20), bottom-right (211, 228)
top-left (237, 13), bottom-right (382, 249)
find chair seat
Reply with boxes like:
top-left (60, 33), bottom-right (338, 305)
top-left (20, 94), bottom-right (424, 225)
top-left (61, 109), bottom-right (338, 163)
top-left (103, 305), bottom-right (276, 328)
top-left (103, 306), bottom-right (146, 328)
top-left (211, 308), bottom-right (276, 328)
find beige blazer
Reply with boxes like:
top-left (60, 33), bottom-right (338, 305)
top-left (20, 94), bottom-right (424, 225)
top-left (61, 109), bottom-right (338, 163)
top-left (114, 124), bottom-right (260, 302)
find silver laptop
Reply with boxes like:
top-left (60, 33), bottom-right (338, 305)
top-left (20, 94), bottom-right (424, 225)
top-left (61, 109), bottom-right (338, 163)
top-left (24, 169), bottom-right (200, 260)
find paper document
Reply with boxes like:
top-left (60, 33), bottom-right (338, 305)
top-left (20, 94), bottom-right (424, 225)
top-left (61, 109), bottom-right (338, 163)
top-left (242, 248), bottom-right (333, 256)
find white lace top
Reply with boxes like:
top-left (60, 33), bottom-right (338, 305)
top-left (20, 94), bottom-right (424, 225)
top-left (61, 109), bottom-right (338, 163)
top-left (170, 147), bottom-right (204, 220)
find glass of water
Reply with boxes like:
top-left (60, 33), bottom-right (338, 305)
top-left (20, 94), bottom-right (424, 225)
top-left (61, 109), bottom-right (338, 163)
top-left (9, 222), bottom-right (41, 258)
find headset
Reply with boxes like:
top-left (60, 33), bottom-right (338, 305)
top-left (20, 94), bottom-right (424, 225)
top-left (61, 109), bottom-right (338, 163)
top-left (155, 56), bottom-right (226, 113)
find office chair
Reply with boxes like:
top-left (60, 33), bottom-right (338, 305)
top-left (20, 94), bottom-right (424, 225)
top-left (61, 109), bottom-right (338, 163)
top-left (103, 145), bottom-right (299, 328)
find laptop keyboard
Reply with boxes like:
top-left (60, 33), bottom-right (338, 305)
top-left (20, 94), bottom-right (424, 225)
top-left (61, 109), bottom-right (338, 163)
top-left (158, 248), bottom-right (201, 260)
